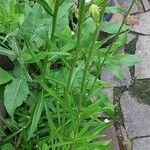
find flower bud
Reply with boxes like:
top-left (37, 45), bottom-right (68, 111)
top-left (89, 4), bottom-right (100, 23)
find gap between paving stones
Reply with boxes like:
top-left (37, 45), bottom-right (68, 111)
top-left (101, 1), bottom-right (150, 149)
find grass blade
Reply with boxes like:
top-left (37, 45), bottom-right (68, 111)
top-left (28, 91), bottom-right (45, 141)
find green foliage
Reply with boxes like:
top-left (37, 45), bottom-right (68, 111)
top-left (27, 91), bottom-right (45, 140)
top-left (0, 0), bottom-right (138, 149)
top-left (1, 143), bottom-right (15, 150)
top-left (4, 78), bottom-right (29, 117)
top-left (0, 68), bottom-right (12, 85)
top-left (0, 46), bottom-right (16, 59)
top-left (0, 0), bottom-right (24, 32)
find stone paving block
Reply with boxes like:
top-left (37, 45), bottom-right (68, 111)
top-left (120, 91), bottom-right (150, 138)
top-left (135, 36), bottom-right (150, 79)
top-left (117, 0), bottom-right (138, 13)
top-left (132, 12), bottom-right (150, 35)
top-left (133, 137), bottom-right (150, 150)
top-left (101, 68), bottom-right (131, 87)
top-left (101, 49), bottom-right (131, 86)
top-left (142, 0), bottom-right (150, 11)
top-left (127, 33), bottom-right (137, 45)
top-left (103, 125), bottom-right (120, 150)
top-left (102, 88), bottom-right (113, 101)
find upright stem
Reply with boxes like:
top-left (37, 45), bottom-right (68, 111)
top-left (43, 0), bottom-right (60, 78)
top-left (80, 24), bottom-right (99, 94)
top-left (91, 0), bottom-right (137, 90)
top-left (70, 22), bottom-right (99, 149)
top-left (66, 0), bottom-right (85, 91)
top-left (62, 0), bottom-right (85, 129)
top-left (51, 0), bottom-right (60, 41)
top-left (63, 0), bottom-right (85, 145)
top-left (44, 0), bottom-right (60, 75)
top-left (43, 0), bottom-right (60, 130)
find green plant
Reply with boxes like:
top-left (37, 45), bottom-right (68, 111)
top-left (0, 0), bottom-right (138, 149)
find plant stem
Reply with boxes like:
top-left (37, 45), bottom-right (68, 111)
top-left (74, 24), bottom-right (99, 137)
top-left (44, 0), bottom-right (60, 76)
top-left (66, 0), bottom-right (85, 91)
top-left (2, 125), bottom-right (27, 143)
top-left (91, 0), bottom-right (137, 90)
top-left (80, 24), bottom-right (99, 94)
top-left (62, 0), bottom-right (85, 129)
top-left (51, 0), bottom-right (60, 41)
top-left (43, 0), bottom-right (60, 140)
top-left (43, 0), bottom-right (60, 79)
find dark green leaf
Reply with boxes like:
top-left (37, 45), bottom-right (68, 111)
top-left (36, 0), bottom-right (53, 16)
top-left (28, 91), bottom-right (45, 141)
top-left (0, 68), bottom-right (12, 85)
top-left (1, 143), bottom-right (15, 150)
top-left (4, 78), bottom-right (29, 117)
top-left (115, 54), bottom-right (140, 67)
top-left (0, 46), bottom-right (15, 59)
top-left (100, 22), bottom-right (129, 34)
top-left (111, 66), bottom-right (124, 80)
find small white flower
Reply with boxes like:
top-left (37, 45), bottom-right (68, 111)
top-left (85, 0), bottom-right (91, 3)
top-left (71, 31), bottom-right (75, 36)
top-left (104, 119), bottom-right (110, 123)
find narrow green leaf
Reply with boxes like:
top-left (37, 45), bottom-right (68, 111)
top-left (111, 66), bottom-right (124, 80)
top-left (4, 78), bottom-right (29, 117)
top-left (0, 68), bottom-right (12, 85)
top-left (41, 143), bottom-right (49, 150)
top-left (79, 118), bottom-right (95, 136)
top-left (36, 0), bottom-right (53, 16)
top-left (28, 91), bottom-right (45, 141)
top-left (0, 46), bottom-right (15, 58)
top-left (46, 76), bottom-right (67, 87)
top-left (22, 52), bottom-right (48, 63)
top-left (48, 52), bottom-right (71, 61)
top-left (60, 43), bottom-right (75, 52)
top-left (100, 22), bottom-right (129, 34)
top-left (115, 54), bottom-right (140, 67)
top-left (35, 76), bottom-right (64, 106)
top-left (105, 6), bottom-right (127, 14)
top-left (1, 143), bottom-right (15, 150)
top-left (49, 141), bottom-right (73, 148)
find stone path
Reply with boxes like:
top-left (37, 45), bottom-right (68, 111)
top-left (120, 1), bottom-right (150, 149)
top-left (102, 0), bottom-right (150, 149)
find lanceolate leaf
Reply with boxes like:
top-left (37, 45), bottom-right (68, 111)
top-left (23, 3), bottom-right (50, 45)
top-left (36, 0), bottom-right (53, 16)
top-left (4, 78), bottom-right (29, 118)
top-left (0, 46), bottom-right (16, 59)
top-left (100, 22), bottom-right (129, 34)
top-left (115, 54), bottom-right (140, 67)
top-left (0, 67), bottom-right (12, 85)
top-left (1, 143), bottom-right (15, 150)
top-left (28, 91), bottom-right (45, 141)
top-left (111, 66), bottom-right (124, 80)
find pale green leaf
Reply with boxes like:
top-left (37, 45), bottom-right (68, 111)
top-left (41, 143), bottom-right (49, 150)
top-left (100, 22), bottom-right (129, 34)
top-left (56, 0), bottom-right (73, 33)
top-left (4, 78), bottom-right (29, 117)
top-left (105, 6), bottom-right (127, 14)
top-left (28, 91), bottom-right (44, 141)
top-left (111, 66), bottom-right (124, 80)
top-left (0, 68), bottom-right (12, 85)
top-left (36, 0), bottom-right (53, 16)
top-left (0, 46), bottom-right (15, 59)
top-left (1, 143), bottom-right (15, 150)
top-left (23, 3), bottom-right (50, 45)
top-left (115, 54), bottom-right (140, 67)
